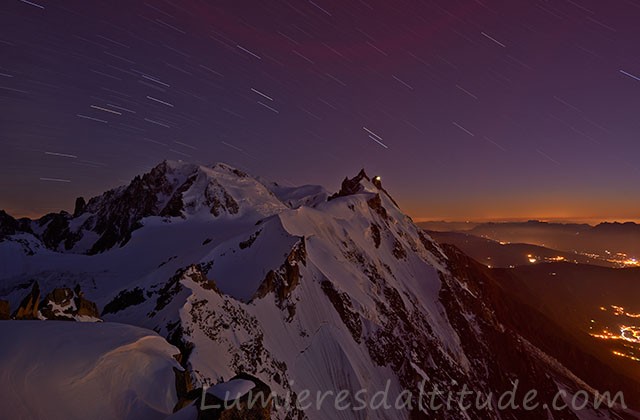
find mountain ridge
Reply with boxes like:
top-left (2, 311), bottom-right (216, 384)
top-left (1, 161), bottom-right (638, 419)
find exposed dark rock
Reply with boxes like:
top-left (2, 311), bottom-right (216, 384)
top-left (231, 168), bottom-right (248, 178)
top-left (0, 210), bottom-right (20, 239)
top-left (39, 212), bottom-right (72, 250)
top-left (321, 280), bottom-right (362, 343)
top-left (0, 300), bottom-right (10, 320)
top-left (151, 264), bottom-right (218, 317)
top-left (39, 288), bottom-right (74, 320)
top-left (63, 230), bottom-right (84, 251)
top-left (328, 169), bottom-right (400, 208)
top-left (207, 181), bottom-right (240, 217)
top-left (226, 195), bottom-right (240, 214)
top-left (168, 322), bottom-right (196, 369)
top-left (252, 239), bottom-right (306, 320)
top-left (391, 238), bottom-right (407, 260)
top-left (102, 287), bottom-right (146, 315)
top-left (75, 285), bottom-right (99, 318)
top-left (158, 255), bottom-right (178, 268)
top-left (170, 324), bottom-right (197, 411)
top-left (153, 272), bottom-right (185, 315)
top-left (75, 296), bottom-right (99, 318)
top-left (328, 169), bottom-right (369, 201)
top-left (340, 238), bottom-right (367, 267)
top-left (73, 196), bottom-right (86, 217)
top-left (32, 285), bottom-right (101, 320)
top-left (366, 194), bottom-right (389, 221)
top-left (27, 210), bottom-right (84, 251)
top-left (161, 174), bottom-right (196, 217)
top-left (370, 223), bottom-right (381, 248)
top-left (172, 366), bottom-right (196, 412)
top-left (13, 282), bottom-right (40, 320)
top-left (167, 321), bottom-right (199, 412)
top-left (48, 287), bottom-right (74, 306)
top-left (173, 367), bottom-right (196, 412)
top-left (371, 175), bottom-right (382, 189)
top-left (0, 211), bottom-right (34, 240)
top-left (370, 175), bottom-right (400, 208)
top-left (187, 264), bottom-right (220, 293)
top-left (418, 230), bottom-right (448, 264)
top-left (86, 161), bottom-right (180, 254)
top-left (239, 230), bottom-right (261, 250)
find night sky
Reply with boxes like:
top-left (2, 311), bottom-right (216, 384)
top-left (1, 0), bottom-right (640, 222)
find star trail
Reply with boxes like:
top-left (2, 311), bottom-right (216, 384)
top-left (1, 0), bottom-right (640, 221)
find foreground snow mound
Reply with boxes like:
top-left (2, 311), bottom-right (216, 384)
top-left (0, 321), bottom-right (181, 420)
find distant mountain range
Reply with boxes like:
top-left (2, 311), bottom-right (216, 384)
top-left (419, 220), bottom-right (640, 258)
top-left (0, 161), bottom-right (638, 419)
top-left (425, 230), bottom-right (619, 268)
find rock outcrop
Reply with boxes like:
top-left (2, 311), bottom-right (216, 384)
top-left (12, 282), bottom-right (40, 320)
top-left (0, 300), bottom-right (10, 320)
top-left (39, 288), bottom-right (74, 320)
top-left (328, 168), bottom-right (369, 200)
top-left (9, 284), bottom-right (103, 321)
top-left (252, 239), bottom-right (306, 320)
top-left (0, 210), bottom-right (32, 240)
top-left (73, 196), bottom-right (86, 217)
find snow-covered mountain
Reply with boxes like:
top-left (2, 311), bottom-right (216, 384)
top-left (0, 160), bottom-right (638, 419)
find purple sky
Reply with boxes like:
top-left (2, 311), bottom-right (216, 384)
top-left (1, 0), bottom-right (640, 221)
